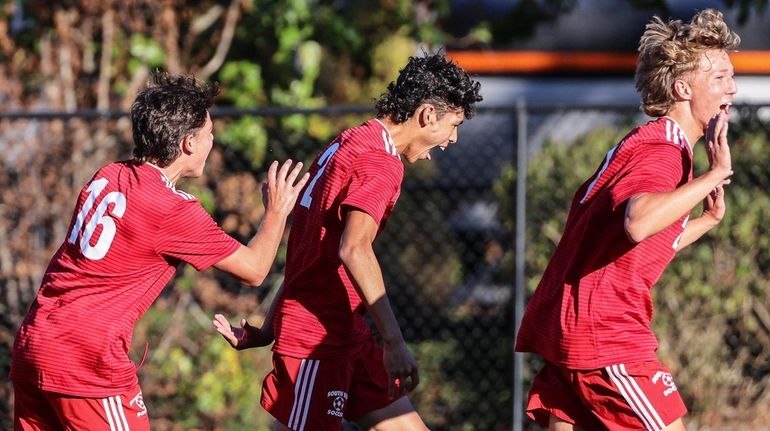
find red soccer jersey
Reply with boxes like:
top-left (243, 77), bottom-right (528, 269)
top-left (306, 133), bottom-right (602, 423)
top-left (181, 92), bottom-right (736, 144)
top-left (273, 119), bottom-right (404, 358)
top-left (11, 161), bottom-right (239, 397)
top-left (515, 117), bottom-right (694, 370)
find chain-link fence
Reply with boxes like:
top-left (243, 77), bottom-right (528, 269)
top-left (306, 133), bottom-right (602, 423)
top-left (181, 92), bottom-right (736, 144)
top-left (1, 103), bottom-right (769, 430)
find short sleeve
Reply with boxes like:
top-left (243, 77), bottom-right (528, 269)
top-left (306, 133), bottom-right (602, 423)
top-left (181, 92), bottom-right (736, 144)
top-left (340, 151), bottom-right (403, 225)
top-left (156, 200), bottom-right (240, 270)
top-left (609, 143), bottom-right (685, 210)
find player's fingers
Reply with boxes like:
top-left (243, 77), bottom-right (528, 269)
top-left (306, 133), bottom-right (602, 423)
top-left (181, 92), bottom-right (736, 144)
top-left (267, 160), bottom-right (279, 185)
top-left (719, 118), bottom-right (729, 144)
top-left (277, 159), bottom-right (293, 185)
top-left (214, 325), bottom-right (237, 346)
top-left (299, 171), bottom-right (310, 185)
top-left (706, 113), bottom-right (718, 143)
top-left (285, 161), bottom-right (304, 186)
top-left (213, 314), bottom-right (230, 328)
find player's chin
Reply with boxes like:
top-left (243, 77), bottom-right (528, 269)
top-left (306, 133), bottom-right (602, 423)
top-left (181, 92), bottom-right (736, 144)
top-left (406, 152), bottom-right (431, 164)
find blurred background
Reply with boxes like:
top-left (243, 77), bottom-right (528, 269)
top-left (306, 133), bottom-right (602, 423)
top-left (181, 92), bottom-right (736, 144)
top-left (1, 0), bottom-right (769, 429)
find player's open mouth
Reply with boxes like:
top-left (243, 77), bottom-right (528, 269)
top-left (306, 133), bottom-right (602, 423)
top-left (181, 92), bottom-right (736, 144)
top-left (720, 103), bottom-right (732, 112)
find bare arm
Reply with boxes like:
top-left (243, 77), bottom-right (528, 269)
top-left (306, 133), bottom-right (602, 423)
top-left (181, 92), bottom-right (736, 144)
top-left (214, 160), bottom-right (309, 286)
top-left (339, 209), bottom-right (419, 398)
top-left (625, 111), bottom-right (732, 244)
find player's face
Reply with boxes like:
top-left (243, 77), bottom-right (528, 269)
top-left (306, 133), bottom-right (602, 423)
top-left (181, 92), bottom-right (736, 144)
top-left (408, 108), bottom-right (465, 164)
top-left (189, 112), bottom-right (214, 177)
top-left (687, 49), bottom-right (737, 130)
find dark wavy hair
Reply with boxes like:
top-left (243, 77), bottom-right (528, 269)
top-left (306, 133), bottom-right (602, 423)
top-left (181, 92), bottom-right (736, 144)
top-left (375, 53), bottom-right (482, 123)
top-left (130, 71), bottom-right (219, 167)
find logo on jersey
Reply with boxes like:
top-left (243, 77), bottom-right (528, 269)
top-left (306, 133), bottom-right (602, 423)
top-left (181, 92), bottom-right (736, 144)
top-left (130, 389), bottom-right (148, 417)
top-left (326, 390), bottom-right (348, 418)
top-left (651, 371), bottom-right (678, 397)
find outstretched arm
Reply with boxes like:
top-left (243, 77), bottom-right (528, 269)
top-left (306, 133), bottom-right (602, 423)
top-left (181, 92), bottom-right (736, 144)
top-left (214, 160), bottom-right (309, 286)
top-left (624, 110), bottom-right (732, 244)
top-left (339, 209), bottom-right (419, 399)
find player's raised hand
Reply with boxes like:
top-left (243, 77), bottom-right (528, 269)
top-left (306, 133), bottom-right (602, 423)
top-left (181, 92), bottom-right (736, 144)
top-left (705, 109), bottom-right (733, 186)
top-left (212, 313), bottom-right (274, 350)
top-left (383, 341), bottom-right (420, 399)
top-left (262, 160), bottom-right (310, 217)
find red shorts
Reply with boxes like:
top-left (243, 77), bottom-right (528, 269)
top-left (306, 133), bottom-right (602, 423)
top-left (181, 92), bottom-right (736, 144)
top-left (261, 336), bottom-right (397, 430)
top-left (13, 381), bottom-right (149, 431)
top-left (527, 360), bottom-right (687, 430)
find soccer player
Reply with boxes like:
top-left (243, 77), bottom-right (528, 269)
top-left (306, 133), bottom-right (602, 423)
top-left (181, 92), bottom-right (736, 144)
top-left (213, 53), bottom-right (482, 430)
top-left (515, 9), bottom-right (739, 431)
top-left (10, 72), bottom-right (309, 430)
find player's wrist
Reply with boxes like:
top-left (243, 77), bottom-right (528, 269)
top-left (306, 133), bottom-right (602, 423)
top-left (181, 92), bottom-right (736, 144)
top-left (381, 333), bottom-right (406, 347)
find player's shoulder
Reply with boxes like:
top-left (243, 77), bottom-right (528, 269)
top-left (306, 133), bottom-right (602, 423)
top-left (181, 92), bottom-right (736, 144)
top-left (102, 161), bottom-right (199, 208)
top-left (339, 119), bottom-right (401, 160)
top-left (623, 117), bottom-right (689, 151)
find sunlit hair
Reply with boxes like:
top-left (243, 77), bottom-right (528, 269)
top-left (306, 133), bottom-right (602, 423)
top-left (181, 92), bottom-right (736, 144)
top-left (635, 8), bottom-right (741, 117)
top-left (375, 53), bottom-right (482, 123)
top-left (130, 71), bottom-right (219, 167)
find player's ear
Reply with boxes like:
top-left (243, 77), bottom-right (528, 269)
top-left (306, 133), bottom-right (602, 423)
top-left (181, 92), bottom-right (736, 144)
top-left (180, 134), bottom-right (194, 155)
top-left (672, 79), bottom-right (692, 101)
top-left (417, 103), bottom-right (435, 127)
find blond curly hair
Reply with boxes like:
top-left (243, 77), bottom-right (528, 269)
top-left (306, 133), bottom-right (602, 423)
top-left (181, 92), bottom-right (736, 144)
top-left (635, 9), bottom-right (741, 117)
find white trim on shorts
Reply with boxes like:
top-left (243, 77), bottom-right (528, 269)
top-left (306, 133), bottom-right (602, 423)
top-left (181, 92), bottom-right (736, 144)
top-left (605, 364), bottom-right (666, 431)
top-left (288, 359), bottom-right (320, 431)
top-left (102, 395), bottom-right (131, 431)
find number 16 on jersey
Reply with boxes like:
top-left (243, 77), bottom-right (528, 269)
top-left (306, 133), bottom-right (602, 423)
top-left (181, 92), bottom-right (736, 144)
top-left (67, 178), bottom-right (127, 260)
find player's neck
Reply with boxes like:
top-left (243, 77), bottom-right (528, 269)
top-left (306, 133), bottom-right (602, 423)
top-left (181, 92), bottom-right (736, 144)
top-left (147, 161), bottom-right (184, 186)
top-left (665, 110), bottom-right (702, 151)
top-left (377, 116), bottom-right (418, 155)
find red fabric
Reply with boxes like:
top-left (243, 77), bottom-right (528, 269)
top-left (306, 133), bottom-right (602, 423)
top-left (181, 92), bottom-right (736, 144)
top-left (261, 336), bottom-right (396, 430)
top-left (11, 161), bottom-right (239, 397)
top-left (14, 381), bottom-right (150, 431)
top-left (273, 119), bottom-right (404, 358)
top-left (527, 361), bottom-right (687, 431)
top-left (516, 117), bottom-right (694, 369)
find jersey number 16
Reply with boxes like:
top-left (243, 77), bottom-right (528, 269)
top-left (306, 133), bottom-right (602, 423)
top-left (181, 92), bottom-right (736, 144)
top-left (67, 177), bottom-right (126, 260)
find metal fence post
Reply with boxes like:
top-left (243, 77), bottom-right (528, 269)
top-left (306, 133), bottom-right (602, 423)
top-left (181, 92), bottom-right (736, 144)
top-left (513, 98), bottom-right (527, 431)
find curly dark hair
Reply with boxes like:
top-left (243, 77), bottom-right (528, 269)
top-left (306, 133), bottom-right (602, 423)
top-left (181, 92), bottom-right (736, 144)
top-left (375, 53), bottom-right (482, 123)
top-left (130, 71), bottom-right (219, 167)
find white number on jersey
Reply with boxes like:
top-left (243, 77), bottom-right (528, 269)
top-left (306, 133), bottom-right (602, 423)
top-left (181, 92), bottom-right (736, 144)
top-left (67, 177), bottom-right (127, 260)
top-left (300, 142), bottom-right (341, 208)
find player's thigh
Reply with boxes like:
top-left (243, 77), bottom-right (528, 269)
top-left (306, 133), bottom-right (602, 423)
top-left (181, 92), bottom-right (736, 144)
top-left (13, 381), bottom-right (65, 431)
top-left (48, 384), bottom-right (150, 431)
top-left (354, 396), bottom-right (427, 431)
top-left (525, 362), bottom-right (604, 430)
top-left (261, 354), bottom-right (356, 430)
top-left (548, 414), bottom-right (585, 431)
top-left (345, 336), bottom-right (426, 430)
top-left (576, 362), bottom-right (687, 431)
top-left (661, 418), bottom-right (686, 431)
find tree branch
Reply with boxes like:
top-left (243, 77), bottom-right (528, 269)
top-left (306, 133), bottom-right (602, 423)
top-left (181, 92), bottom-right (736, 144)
top-left (199, 0), bottom-right (242, 81)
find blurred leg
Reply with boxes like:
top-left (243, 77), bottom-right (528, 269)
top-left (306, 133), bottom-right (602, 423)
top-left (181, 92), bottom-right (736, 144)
top-left (354, 396), bottom-right (428, 431)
